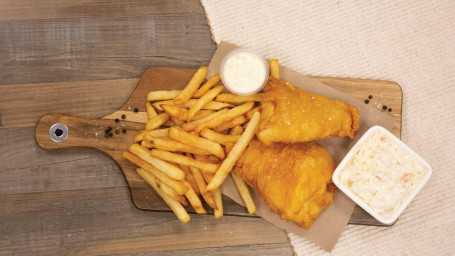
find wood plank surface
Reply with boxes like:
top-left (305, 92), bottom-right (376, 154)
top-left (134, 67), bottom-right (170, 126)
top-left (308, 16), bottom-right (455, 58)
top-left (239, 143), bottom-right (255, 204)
top-left (0, 187), bottom-right (291, 255)
top-left (0, 0), bottom-right (294, 255)
top-left (0, 3), bottom-right (215, 85)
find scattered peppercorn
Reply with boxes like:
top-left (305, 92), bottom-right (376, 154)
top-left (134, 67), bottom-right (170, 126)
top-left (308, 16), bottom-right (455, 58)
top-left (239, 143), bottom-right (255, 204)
top-left (364, 99), bottom-right (369, 104)
top-left (368, 95), bottom-right (373, 99)
top-left (105, 127), bottom-right (112, 133)
top-left (108, 132), bottom-right (113, 137)
top-left (388, 108), bottom-right (392, 112)
top-left (383, 105), bottom-right (387, 110)
top-left (122, 129), bottom-right (127, 134)
top-left (133, 108), bottom-right (139, 112)
top-left (115, 118), bottom-right (119, 123)
top-left (115, 130), bottom-right (120, 134)
top-left (121, 114), bottom-right (126, 119)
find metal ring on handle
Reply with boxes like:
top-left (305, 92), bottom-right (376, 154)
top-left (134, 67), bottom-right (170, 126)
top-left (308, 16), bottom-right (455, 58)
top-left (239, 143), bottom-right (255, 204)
top-left (49, 123), bottom-right (68, 142)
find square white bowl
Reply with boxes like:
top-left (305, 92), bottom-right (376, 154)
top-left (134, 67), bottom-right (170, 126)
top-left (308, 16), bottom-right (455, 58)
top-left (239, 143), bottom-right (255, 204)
top-left (332, 125), bottom-right (432, 225)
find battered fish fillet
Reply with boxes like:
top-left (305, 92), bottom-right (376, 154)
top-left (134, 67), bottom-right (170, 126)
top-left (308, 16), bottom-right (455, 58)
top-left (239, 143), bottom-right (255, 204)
top-left (257, 79), bottom-right (360, 144)
top-left (235, 139), bottom-right (335, 229)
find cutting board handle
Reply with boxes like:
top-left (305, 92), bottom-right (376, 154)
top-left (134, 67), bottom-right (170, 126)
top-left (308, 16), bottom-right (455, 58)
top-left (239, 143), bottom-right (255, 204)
top-left (35, 114), bottom-right (143, 158)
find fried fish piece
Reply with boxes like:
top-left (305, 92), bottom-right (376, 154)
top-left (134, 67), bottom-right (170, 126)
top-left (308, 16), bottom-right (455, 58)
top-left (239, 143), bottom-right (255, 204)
top-left (257, 78), bottom-right (360, 144)
top-left (235, 139), bottom-right (335, 229)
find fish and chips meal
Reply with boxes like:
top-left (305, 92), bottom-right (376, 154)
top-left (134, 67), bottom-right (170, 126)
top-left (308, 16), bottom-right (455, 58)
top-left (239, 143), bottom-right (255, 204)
top-left (123, 54), bottom-right (361, 229)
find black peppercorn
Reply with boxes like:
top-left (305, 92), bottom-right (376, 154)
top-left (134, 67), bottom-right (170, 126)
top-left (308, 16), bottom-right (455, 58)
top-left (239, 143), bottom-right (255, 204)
top-left (368, 95), bottom-right (373, 99)
top-left (105, 127), bottom-right (112, 133)
top-left (364, 99), bottom-right (369, 104)
top-left (115, 130), bottom-right (120, 134)
top-left (133, 108), bottom-right (139, 112)
top-left (388, 108), bottom-right (392, 112)
top-left (108, 132), bottom-right (113, 137)
top-left (115, 118), bottom-right (119, 123)
top-left (383, 105), bottom-right (387, 110)
top-left (122, 129), bottom-right (127, 134)
top-left (121, 114), bottom-right (126, 119)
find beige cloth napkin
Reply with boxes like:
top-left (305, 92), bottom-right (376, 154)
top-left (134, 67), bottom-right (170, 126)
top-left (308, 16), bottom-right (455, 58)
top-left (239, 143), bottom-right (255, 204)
top-left (201, 0), bottom-right (455, 255)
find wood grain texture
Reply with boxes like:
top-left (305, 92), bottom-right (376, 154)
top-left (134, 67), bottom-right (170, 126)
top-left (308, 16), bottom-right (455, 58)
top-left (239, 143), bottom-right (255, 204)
top-left (0, 4), bottom-right (215, 85)
top-left (0, 79), bottom-right (138, 128)
top-left (0, 187), bottom-right (291, 255)
top-left (0, 0), bottom-right (205, 21)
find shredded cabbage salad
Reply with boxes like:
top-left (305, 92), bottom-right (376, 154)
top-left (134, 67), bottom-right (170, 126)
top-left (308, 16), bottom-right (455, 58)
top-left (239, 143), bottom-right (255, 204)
top-left (339, 130), bottom-right (428, 217)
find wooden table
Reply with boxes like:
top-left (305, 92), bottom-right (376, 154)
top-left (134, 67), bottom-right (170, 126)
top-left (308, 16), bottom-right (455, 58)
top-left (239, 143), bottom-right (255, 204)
top-left (0, 1), bottom-right (293, 255)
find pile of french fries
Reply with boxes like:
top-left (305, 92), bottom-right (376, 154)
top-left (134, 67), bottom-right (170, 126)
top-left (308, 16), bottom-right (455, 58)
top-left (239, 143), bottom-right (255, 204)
top-left (122, 65), bottom-right (268, 223)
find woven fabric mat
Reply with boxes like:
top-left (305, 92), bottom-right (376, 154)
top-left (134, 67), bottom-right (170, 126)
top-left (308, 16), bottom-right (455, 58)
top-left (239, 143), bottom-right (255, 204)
top-left (201, 0), bottom-right (455, 254)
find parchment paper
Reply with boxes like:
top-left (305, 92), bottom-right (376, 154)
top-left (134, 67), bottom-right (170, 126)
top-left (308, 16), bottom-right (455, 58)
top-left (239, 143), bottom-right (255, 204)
top-left (212, 41), bottom-right (395, 251)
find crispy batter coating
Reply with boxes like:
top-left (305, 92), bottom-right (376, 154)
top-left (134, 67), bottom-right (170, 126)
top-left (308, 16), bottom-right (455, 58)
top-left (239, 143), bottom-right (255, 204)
top-left (235, 139), bottom-right (335, 229)
top-left (257, 79), bottom-right (360, 144)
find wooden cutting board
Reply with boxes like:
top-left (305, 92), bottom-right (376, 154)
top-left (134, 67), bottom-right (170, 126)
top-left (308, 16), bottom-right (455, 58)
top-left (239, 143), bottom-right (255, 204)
top-left (35, 67), bottom-right (402, 226)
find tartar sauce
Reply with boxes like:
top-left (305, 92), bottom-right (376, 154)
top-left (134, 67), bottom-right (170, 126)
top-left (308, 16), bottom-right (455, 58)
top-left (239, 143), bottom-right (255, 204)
top-left (338, 130), bottom-right (428, 218)
top-left (221, 49), bottom-right (268, 95)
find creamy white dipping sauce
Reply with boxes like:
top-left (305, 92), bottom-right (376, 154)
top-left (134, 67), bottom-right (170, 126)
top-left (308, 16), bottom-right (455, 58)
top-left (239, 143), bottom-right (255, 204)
top-left (221, 49), bottom-right (268, 95)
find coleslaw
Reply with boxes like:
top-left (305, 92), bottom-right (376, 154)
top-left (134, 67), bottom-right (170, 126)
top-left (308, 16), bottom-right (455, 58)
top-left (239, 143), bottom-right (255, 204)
top-left (338, 129), bottom-right (429, 218)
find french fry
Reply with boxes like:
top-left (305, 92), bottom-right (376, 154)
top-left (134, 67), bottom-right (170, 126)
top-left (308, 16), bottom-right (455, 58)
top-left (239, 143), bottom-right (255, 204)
top-left (269, 59), bottom-right (280, 80)
top-left (231, 169), bottom-right (256, 214)
top-left (213, 188), bottom-right (223, 218)
top-left (215, 93), bottom-right (263, 103)
top-left (146, 113), bottom-right (169, 131)
top-left (229, 125), bottom-right (245, 136)
top-left (207, 155), bottom-right (221, 164)
top-left (136, 168), bottom-right (190, 223)
top-left (192, 161), bottom-right (221, 217)
top-left (195, 102), bottom-right (254, 132)
top-left (145, 128), bottom-right (169, 138)
top-left (146, 102), bottom-right (158, 120)
top-left (245, 106), bottom-right (261, 120)
top-left (183, 181), bottom-right (206, 214)
top-left (225, 126), bottom-right (245, 154)
top-left (169, 127), bottom-right (225, 159)
top-left (153, 99), bottom-right (233, 112)
top-left (192, 110), bottom-right (215, 120)
top-left (200, 128), bottom-right (241, 145)
top-left (182, 108), bottom-right (228, 132)
top-left (145, 135), bottom-right (212, 155)
top-left (153, 100), bottom-right (181, 111)
top-left (134, 130), bottom-right (146, 142)
top-left (193, 74), bottom-right (221, 98)
top-left (188, 165), bottom-right (217, 210)
top-left (141, 140), bottom-right (153, 149)
top-left (170, 117), bottom-right (185, 127)
top-left (184, 154), bottom-right (218, 210)
top-left (123, 151), bottom-right (188, 195)
top-left (213, 115), bottom-right (248, 132)
top-left (129, 144), bottom-right (185, 181)
top-left (161, 120), bottom-right (176, 127)
top-left (155, 177), bottom-right (189, 206)
top-left (179, 164), bottom-right (200, 195)
top-left (150, 149), bottom-right (219, 173)
top-left (161, 104), bottom-right (216, 121)
top-left (161, 105), bottom-right (188, 120)
top-left (147, 90), bottom-right (181, 102)
top-left (187, 85), bottom-right (224, 121)
top-left (205, 111), bottom-right (261, 192)
top-left (174, 66), bottom-right (207, 105)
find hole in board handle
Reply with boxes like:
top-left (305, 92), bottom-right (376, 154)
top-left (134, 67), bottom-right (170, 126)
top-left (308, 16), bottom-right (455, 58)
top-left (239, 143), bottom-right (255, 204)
top-left (49, 123), bottom-right (68, 142)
